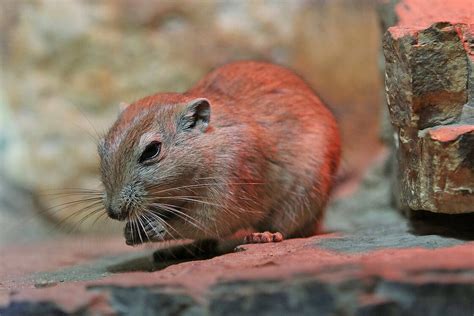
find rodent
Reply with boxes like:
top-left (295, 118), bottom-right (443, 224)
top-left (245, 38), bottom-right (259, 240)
top-left (98, 61), bottom-right (341, 248)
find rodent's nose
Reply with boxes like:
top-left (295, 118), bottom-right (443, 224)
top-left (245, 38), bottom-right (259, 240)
top-left (107, 206), bottom-right (126, 221)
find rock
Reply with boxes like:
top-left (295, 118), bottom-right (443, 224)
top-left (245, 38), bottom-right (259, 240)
top-left (385, 23), bottom-right (468, 130)
top-left (382, 0), bottom-right (474, 214)
top-left (1, 221), bottom-right (473, 315)
top-left (325, 154), bottom-right (403, 232)
top-left (0, 302), bottom-right (67, 316)
top-left (413, 125), bottom-right (473, 212)
top-left (97, 286), bottom-right (203, 316)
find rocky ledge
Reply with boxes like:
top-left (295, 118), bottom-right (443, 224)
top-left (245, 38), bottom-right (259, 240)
top-left (1, 217), bottom-right (473, 316)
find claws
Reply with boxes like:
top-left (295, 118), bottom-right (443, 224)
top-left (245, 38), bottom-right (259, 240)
top-left (124, 220), bottom-right (165, 246)
top-left (244, 231), bottom-right (284, 243)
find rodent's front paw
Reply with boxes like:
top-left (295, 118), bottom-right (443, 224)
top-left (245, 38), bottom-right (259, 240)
top-left (124, 220), bottom-right (166, 246)
top-left (124, 221), bottom-right (139, 246)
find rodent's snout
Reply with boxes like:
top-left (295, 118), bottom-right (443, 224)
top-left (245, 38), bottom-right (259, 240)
top-left (104, 183), bottom-right (145, 221)
top-left (106, 205), bottom-right (127, 221)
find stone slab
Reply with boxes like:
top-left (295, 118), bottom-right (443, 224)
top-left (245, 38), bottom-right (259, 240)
top-left (1, 220), bottom-right (473, 315)
top-left (382, 0), bottom-right (474, 214)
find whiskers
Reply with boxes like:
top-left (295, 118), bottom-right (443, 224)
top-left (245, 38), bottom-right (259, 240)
top-left (40, 188), bottom-right (108, 234)
top-left (142, 176), bottom-right (266, 240)
top-left (39, 176), bottom-right (266, 250)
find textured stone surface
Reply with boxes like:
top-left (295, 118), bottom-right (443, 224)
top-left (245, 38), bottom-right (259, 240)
top-left (385, 23), bottom-right (468, 130)
top-left (1, 217), bottom-right (473, 315)
top-left (0, 0), bottom-right (383, 230)
top-left (382, 0), bottom-right (474, 214)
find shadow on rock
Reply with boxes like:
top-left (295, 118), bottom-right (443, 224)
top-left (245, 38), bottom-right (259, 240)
top-left (316, 221), bottom-right (466, 253)
top-left (407, 210), bottom-right (474, 241)
top-left (107, 240), bottom-right (232, 273)
top-left (107, 254), bottom-right (171, 273)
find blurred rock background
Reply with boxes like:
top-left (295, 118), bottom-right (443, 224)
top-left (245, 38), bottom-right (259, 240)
top-left (0, 0), bottom-right (384, 239)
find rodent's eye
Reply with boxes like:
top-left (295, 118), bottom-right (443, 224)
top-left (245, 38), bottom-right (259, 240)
top-left (139, 141), bottom-right (161, 163)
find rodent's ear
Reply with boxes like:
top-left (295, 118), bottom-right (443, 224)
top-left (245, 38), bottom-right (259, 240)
top-left (119, 102), bottom-right (130, 113)
top-left (179, 98), bottom-right (211, 132)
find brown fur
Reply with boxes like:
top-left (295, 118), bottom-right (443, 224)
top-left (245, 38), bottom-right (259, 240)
top-left (99, 61), bottom-right (341, 244)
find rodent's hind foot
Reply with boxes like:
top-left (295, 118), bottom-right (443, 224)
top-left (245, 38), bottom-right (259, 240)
top-left (244, 231), bottom-right (284, 244)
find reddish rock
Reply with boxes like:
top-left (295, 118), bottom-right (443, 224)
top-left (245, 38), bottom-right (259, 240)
top-left (382, 0), bottom-right (474, 214)
top-left (428, 124), bottom-right (474, 142)
top-left (1, 223), bottom-right (473, 315)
